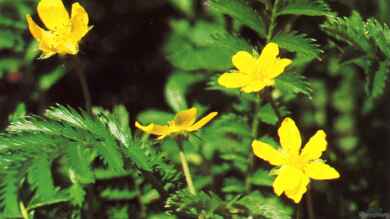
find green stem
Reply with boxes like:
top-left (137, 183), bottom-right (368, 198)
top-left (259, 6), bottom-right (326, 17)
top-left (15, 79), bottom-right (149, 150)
top-left (72, 57), bottom-right (92, 111)
top-left (269, 93), bottom-right (282, 120)
top-left (266, 0), bottom-right (280, 42)
top-left (178, 140), bottom-right (196, 195)
top-left (245, 93), bottom-right (261, 192)
top-left (296, 202), bottom-right (301, 219)
top-left (306, 185), bottom-right (316, 219)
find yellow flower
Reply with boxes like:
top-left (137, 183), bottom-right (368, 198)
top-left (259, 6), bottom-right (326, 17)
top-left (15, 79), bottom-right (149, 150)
top-left (135, 108), bottom-right (218, 140)
top-left (218, 42), bottom-right (292, 93)
top-left (252, 117), bottom-right (340, 203)
top-left (26, 0), bottom-right (92, 59)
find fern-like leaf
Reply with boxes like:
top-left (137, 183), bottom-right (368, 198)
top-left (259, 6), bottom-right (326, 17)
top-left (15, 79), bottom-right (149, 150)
top-left (371, 61), bottom-right (390, 98)
top-left (45, 105), bottom-right (124, 172)
top-left (277, 0), bottom-right (332, 17)
top-left (321, 11), bottom-right (372, 53)
top-left (276, 73), bottom-right (312, 98)
top-left (0, 173), bottom-right (21, 218)
top-left (272, 31), bottom-right (322, 60)
top-left (27, 157), bottom-right (57, 200)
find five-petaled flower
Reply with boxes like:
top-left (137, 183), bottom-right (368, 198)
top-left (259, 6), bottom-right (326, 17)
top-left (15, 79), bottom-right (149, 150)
top-left (26, 0), bottom-right (92, 59)
top-left (135, 108), bottom-right (218, 140)
top-left (218, 42), bottom-right (292, 93)
top-left (252, 117), bottom-right (340, 203)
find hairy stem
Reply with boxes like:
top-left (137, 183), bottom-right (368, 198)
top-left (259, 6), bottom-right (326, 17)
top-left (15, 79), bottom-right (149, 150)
top-left (245, 93), bottom-right (261, 192)
top-left (266, 0), bottom-right (280, 42)
top-left (178, 138), bottom-right (196, 195)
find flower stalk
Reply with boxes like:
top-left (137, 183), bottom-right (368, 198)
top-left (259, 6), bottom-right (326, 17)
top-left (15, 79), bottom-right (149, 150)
top-left (177, 137), bottom-right (196, 195)
top-left (72, 57), bottom-right (92, 111)
top-left (245, 93), bottom-right (261, 192)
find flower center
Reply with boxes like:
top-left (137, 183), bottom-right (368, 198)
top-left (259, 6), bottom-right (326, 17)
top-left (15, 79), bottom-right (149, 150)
top-left (287, 153), bottom-right (306, 170)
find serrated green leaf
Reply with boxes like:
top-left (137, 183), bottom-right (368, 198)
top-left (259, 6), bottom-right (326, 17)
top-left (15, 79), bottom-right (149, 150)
top-left (208, 0), bottom-right (266, 37)
top-left (258, 103), bottom-right (278, 125)
top-left (272, 31), bottom-right (322, 60)
top-left (276, 73), bottom-right (312, 98)
top-left (371, 61), bottom-right (390, 98)
top-left (0, 173), bottom-right (21, 218)
top-left (27, 157), bottom-right (57, 199)
top-left (321, 11), bottom-right (372, 53)
top-left (366, 18), bottom-right (390, 58)
top-left (66, 144), bottom-right (95, 184)
top-left (127, 145), bottom-right (152, 171)
top-left (28, 190), bottom-right (69, 210)
top-left (277, 0), bottom-right (331, 16)
top-left (69, 183), bottom-right (85, 207)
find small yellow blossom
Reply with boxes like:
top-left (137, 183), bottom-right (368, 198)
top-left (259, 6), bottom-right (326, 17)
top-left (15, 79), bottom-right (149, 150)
top-left (135, 108), bottom-right (218, 140)
top-left (218, 42), bottom-right (292, 93)
top-left (26, 0), bottom-right (92, 59)
top-left (252, 117), bottom-right (340, 203)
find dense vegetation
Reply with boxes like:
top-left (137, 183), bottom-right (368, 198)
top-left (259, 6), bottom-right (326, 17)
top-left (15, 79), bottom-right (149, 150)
top-left (0, 0), bottom-right (389, 218)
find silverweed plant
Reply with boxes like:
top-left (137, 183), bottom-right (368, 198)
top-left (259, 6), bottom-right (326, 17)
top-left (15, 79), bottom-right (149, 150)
top-left (0, 0), bottom-right (389, 218)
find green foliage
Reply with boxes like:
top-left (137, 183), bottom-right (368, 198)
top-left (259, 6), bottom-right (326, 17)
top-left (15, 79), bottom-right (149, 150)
top-left (208, 0), bottom-right (266, 36)
top-left (321, 11), bottom-right (372, 53)
top-left (1, 0), bottom-right (389, 218)
top-left (0, 0), bottom-right (38, 79)
top-left (371, 61), bottom-right (390, 98)
top-left (272, 31), bottom-right (322, 62)
top-left (0, 104), bottom-right (183, 217)
top-left (276, 73), bottom-right (312, 99)
top-left (322, 11), bottom-right (390, 109)
top-left (277, 0), bottom-right (332, 17)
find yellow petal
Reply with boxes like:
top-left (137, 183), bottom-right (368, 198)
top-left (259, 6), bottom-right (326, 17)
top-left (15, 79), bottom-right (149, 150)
top-left (252, 140), bottom-right (285, 166)
top-left (174, 108), bottom-right (197, 127)
top-left (38, 0), bottom-right (70, 31)
top-left (258, 43), bottom-right (279, 70)
top-left (300, 130), bottom-right (327, 161)
top-left (71, 2), bottom-right (91, 41)
top-left (232, 51), bottom-right (257, 74)
top-left (187, 112), bottom-right (218, 131)
top-left (26, 15), bottom-right (44, 41)
top-left (218, 72), bottom-right (251, 88)
top-left (25, 20), bottom-right (57, 58)
top-left (241, 80), bottom-right (269, 93)
top-left (266, 58), bottom-right (292, 79)
top-left (273, 165), bottom-right (304, 196)
top-left (135, 121), bottom-right (171, 137)
top-left (304, 161), bottom-right (340, 180)
top-left (284, 174), bottom-right (310, 203)
top-left (278, 117), bottom-right (302, 155)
